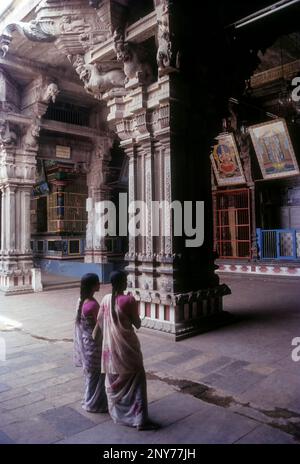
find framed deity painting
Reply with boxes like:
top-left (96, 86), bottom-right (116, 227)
top-left (210, 133), bottom-right (246, 186)
top-left (248, 118), bottom-right (299, 180)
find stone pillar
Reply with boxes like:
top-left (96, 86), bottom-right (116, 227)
top-left (91, 186), bottom-right (111, 263)
top-left (5, 185), bottom-right (17, 252)
top-left (139, 138), bottom-right (156, 292)
top-left (0, 71), bottom-right (60, 294)
top-left (123, 143), bottom-right (138, 290)
top-left (101, 0), bottom-right (231, 338)
top-left (0, 186), bottom-right (5, 252)
top-left (84, 136), bottom-right (114, 279)
top-left (104, 71), bottom-right (230, 338)
top-left (0, 120), bottom-right (40, 294)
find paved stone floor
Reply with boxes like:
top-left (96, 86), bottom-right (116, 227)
top-left (0, 274), bottom-right (300, 444)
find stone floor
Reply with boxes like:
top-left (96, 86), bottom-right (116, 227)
top-left (0, 274), bottom-right (300, 444)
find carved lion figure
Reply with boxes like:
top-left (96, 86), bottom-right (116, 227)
top-left (79, 62), bottom-right (125, 96)
top-left (113, 30), bottom-right (153, 85)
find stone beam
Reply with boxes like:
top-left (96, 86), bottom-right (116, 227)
top-left (0, 111), bottom-right (31, 126)
top-left (2, 112), bottom-right (102, 139)
top-left (40, 119), bottom-right (102, 138)
top-left (251, 59), bottom-right (300, 88)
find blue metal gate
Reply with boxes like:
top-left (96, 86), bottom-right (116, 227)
top-left (257, 228), bottom-right (300, 260)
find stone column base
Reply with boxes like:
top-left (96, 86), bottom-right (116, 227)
top-left (128, 284), bottom-right (232, 340)
top-left (84, 250), bottom-right (109, 264)
top-left (0, 269), bottom-right (34, 295)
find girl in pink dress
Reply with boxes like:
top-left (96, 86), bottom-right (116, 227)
top-left (74, 273), bottom-right (107, 413)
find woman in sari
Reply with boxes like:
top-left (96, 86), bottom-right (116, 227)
top-left (74, 273), bottom-right (107, 413)
top-left (97, 270), bottom-right (158, 430)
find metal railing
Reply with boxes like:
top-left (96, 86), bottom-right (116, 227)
top-left (257, 228), bottom-right (300, 260)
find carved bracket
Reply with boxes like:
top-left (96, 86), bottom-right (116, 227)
top-left (0, 20), bottom-right (56, 58)
top-left (19, 74), bottom-right (60, 120)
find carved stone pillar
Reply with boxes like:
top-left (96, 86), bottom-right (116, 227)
top-left (139, 138), bottom-right (156, 293)
top-left (0, 65), bottom-right (60, 294)
top-left (0, 120), bottom-right (41, 294)
top-left (0, 186), bottom-right (5, 253)
top-left (85, 136), bottom-right (114, 270)
top-left (123, 143), bottom-right (138, 290)
top-left (104, 69), bottom-right (230, 338)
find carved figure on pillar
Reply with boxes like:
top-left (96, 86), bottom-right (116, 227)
top-left (22, 119), bottom-right (40, 152)
top-left (70, 54), bottom-right (125, 98)
top-left (155, 0), bottom-right (180, 75)
top-left (0, 120), bottom-right (17, 148)
top-left (42, 82), bottom-right (60, 104)
top-left (113, 30), bottom-right (153, 85)
top-left (85, 136), bottom-right (113, 264)
top-left (59, 16), bottom-right (86, 35)
top-left (157, 17), bottom-right (172, 71)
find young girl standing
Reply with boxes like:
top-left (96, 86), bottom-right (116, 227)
top-left (74, 273), bottom-right (107, 413)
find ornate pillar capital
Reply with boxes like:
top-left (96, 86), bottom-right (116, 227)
top-left (0, 120), bottom-right (18, 186)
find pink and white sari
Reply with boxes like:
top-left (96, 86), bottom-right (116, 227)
top-left (97, 293), bottom-right (148, 428)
